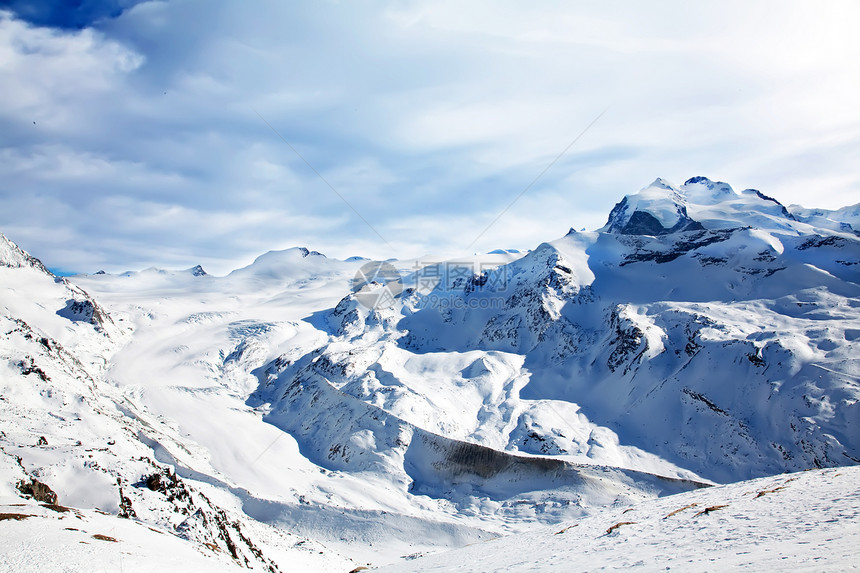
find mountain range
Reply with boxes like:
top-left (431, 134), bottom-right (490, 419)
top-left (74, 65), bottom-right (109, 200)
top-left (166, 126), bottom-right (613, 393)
top-left (1, 176), bottom-right (858, 571)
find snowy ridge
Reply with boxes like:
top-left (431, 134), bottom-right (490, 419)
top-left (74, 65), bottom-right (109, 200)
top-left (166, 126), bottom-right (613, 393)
top-left (378, 465), bottom-right (860, 572)
top-left (790, 202), bottom-right (860, 236)
top-left (0, 234), bottom-right (51, 274)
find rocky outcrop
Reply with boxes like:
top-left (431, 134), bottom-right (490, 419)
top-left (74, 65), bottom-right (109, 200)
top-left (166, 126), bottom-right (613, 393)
top-left (17, 478), bottom-right (58, 504)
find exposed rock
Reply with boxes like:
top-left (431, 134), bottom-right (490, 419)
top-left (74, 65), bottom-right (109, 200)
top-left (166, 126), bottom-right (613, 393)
top-left (18, 357), bottom-right (50, 382)
top-left (118, 485), bottom-right (136, 519)
top-left (17, 478), bottom-right (58, 504)
top-left (56, 296), bottom-right (111, 331)
top-left (145, 473), bottom-right (162, 491)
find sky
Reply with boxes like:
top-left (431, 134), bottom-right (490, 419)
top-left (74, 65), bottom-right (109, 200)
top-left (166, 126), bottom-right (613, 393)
top-left (1, 1), bottom-right (859, 275)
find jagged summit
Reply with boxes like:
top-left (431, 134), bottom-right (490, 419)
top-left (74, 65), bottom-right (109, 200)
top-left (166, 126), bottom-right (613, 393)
top-left (682, 175), bottom-right (737, 201)
top-left (602, 177), bottom-right (716, 236)
top-left (601, 176), bottom-right (809, 236)
top-left (0, 233), bottom-right (52, 275)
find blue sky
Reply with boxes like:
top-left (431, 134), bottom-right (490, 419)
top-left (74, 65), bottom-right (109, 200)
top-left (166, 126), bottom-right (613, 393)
top-left (1, 1), bottom-right (859, 274)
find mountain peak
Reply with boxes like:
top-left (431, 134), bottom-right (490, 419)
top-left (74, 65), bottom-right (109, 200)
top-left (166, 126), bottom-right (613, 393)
top-left (600, 177), bottom-right (812, 236)
top-left (681, 176), bottom-right (738, 203)
top-left (245, 247), bottom-right (327, 267)
top-left (0, 233), bottom-right (52, 275)
top-left (651, 177), bottom-right (679, 191)
top-left (298, 247), bottom-right (325, 258)
top-left (602, 180), bottom-right (702, 236)
top-left (227, 246), bottom-right (334, 281)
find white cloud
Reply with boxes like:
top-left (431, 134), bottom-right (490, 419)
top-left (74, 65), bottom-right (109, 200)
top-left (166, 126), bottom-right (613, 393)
top-left (1, 1), bottom-right (859, 274)
top-left (0, 11), bottom-right (143, 125)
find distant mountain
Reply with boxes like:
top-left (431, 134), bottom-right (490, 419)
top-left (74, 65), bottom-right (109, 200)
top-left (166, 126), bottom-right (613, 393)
top-left (603, 176), bottom-right (800, 235)
top-left (789, 202), bottom-right (860, 236)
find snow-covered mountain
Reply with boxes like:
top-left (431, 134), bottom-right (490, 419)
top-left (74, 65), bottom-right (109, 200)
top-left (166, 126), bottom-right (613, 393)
top-left (1, 176), bottom-right (859, 570)
top-left (374, 177), bottom-right (860, 484)
top-left (0, 234), bottom-right (355, 571)
top-left (789, 201), bottom-right (860, 236)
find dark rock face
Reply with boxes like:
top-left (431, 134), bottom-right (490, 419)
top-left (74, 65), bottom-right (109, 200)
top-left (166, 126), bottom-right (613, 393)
top-left (619, 228), bottom-right (738, 266)
top-left (440, 439), bottom-right (565, 479)
top-left (298, 247), bottom-right (324, 258)
top-left (797, 236), bottom-right (848, 251)
top-left (145, 473), bottom-right (162, 491)
top-left (18, 357), bottom-right (50, 381)
top-left (750, 190), bottom-right (797, 220)
top-left (604, 197), bottom-right (704, 236)
top-left (622, 211), bottom-right (670, 235)
top-left (118, 486), bottom-right (136, 518)
top-left (17, 478), bottom-right (58, 504)
top-left (606, 306), bottom-right (646, 373)
top-left (58, 299), bottom-right (97, 322)
top-left (604, 196), bottom-right (632, 233)
top-left (56, 297), bottom-right (110, 330)
top-left (684, 176), bottom-right (711, 185)
top-left (189, 265), bottom-right (207, 277)
top-left (620, 210), bottom-right (704, 236)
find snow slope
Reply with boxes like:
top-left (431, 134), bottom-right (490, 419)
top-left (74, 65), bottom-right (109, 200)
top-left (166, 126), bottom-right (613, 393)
top-left (0, 496), bottom-right (246, 573)
top-left (0, 235), bottom-right (356, 571)
top-left (378, 465), bottom-right (860, 572)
